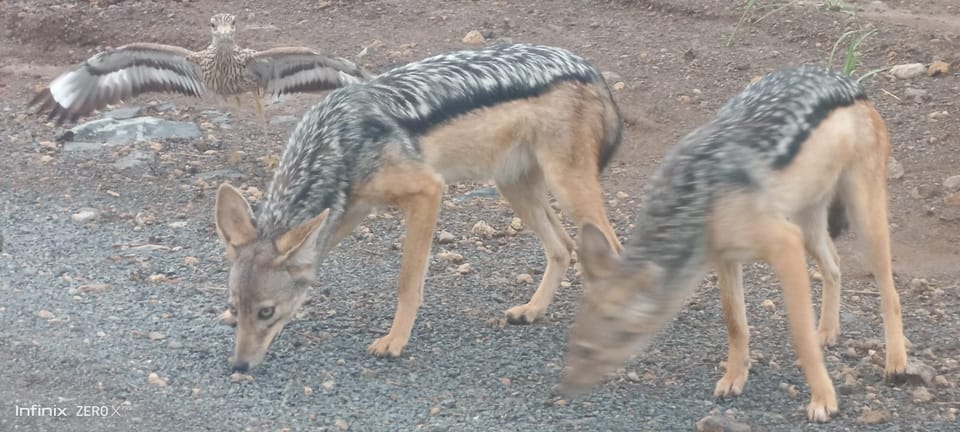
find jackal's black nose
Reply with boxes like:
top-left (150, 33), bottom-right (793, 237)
top-left (231, 360), bottom-right (249, 372)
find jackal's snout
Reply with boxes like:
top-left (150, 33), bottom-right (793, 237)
top-left (560, 322), bottom-right (652, 396)
top-left (557, 345), bottom-right (615, 396)
top-left (559, 224), bottom-right (677, 394)
top-left (228, 309), bottom-right (292, 372)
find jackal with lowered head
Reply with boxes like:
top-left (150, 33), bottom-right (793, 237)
top-left (559, 67), bottom-right (908, 422)
top-left (214, 44), bottom-right (624, 372)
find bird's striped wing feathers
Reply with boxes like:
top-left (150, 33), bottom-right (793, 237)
top-left (248, 47), bottom-right (374, 98)
top-left (29, 43), bottom-right (204, 124)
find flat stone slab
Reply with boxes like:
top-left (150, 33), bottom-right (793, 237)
top-left (61, 116), bottom-right (201, 151)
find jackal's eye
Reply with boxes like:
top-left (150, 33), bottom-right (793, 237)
top-left (228, 304), bottom-right (237, 316)
top-left (258, 306), bottom-right (275, 320)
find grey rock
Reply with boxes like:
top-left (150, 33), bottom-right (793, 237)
top-left (944, 175), bottom-right (960, 193)
top-left (71, 208), bottom-right (99, 223)
top-left (64, 117), bottom-right (201, 148)
top-left (889, 63), bottom-right (926, 80)
top-left (695, 415), bottom-right (750, 432)
top-left (904, 360), bottom-right (936, 386)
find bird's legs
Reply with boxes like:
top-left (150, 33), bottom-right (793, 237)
top-left (252, 89), bottom-right (279, 170)
top-left (251, 89), bottom-right (270, 141)
top-left (215, 96), bottom-right (241, 165)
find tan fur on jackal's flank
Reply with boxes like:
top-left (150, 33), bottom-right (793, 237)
top-left (215, 79), bottom-right (623, 367)
top-left (564, 101), bottom-right (908, 422)
top-left (417, 81), bottom-right (623, 326)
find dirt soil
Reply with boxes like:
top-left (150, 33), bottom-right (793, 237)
top-left (1, 0), bottom-right (958, 431)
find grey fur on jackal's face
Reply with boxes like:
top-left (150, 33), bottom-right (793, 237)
top-left (215, 183), bottom-right (328, 371)
top-left (560, 225), bottom-right (676, 395)
top-left (209, 13), bottom-right (236, 43)
top-left (224, 242), bottom-right (311, 371)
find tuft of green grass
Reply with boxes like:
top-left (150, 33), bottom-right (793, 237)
top-left (823, 5), bottom-right (887, 82)
top-left (828, 28), bottom-right (875, 75)
top-left (827, 25), bottom-right (888, 82)
top-left (726, 1), bottom-right (885, 82)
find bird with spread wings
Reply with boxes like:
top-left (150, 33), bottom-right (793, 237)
top-left (28, 13), bottom-right (375, 128)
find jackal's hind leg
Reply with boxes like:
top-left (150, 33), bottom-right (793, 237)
top-left (540, 159), bottom-right (622, 254)
top-left (763, 218), bottom-right (837, 422)
top-left (840, 168), bottom-right (907, 381)
top-left (497, 169), bottom-right (574, 324)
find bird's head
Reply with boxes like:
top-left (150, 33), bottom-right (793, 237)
top-left (209, 13), bottom-right (237, 43)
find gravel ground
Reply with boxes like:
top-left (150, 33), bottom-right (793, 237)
top-left (1, 0), bottom-right (958, 431)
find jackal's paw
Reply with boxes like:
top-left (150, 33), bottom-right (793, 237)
top-left (714, 371), bottom-right (748, 398)
top-left (816, 326), bottom-right (840, 347)
top-left (504, 304), bottom-right (544, 325)
top-left (367, 334), bottom-right (408, 357)
top-left (884, 352), bottom-right (909, 384)
top-left (806, 392), bottom-right (838, 423)
top-left (218, 309), bottom-right (237, 327)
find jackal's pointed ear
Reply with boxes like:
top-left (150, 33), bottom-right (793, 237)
top-left (578, 224), bottom-right (618, 281)
top-left (272, 209), bottom-right (330, 267)
top-left (215, 183), bottom-right (257, 258)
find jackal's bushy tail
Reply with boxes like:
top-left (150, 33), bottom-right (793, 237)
top-left (598, 87), bottom-right (623, 170)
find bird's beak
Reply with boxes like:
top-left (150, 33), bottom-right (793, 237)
top-left (214, 25), bottom-right (234, 37)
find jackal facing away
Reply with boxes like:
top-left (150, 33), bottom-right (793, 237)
top-left (214, 44), bottom-right (624, 371)
top-left (559, 67), bottom-right (908, 422)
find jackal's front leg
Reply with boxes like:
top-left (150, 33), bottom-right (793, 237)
top-left (714, 260), bottom-right (750, 398)
top-left (367, 177), bottom-right (443, 357)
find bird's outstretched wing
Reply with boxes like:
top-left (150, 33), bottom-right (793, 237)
top-left (247, 47), bottom-right (375, 99)
top-left (28, 43), bottom-right (205, 125)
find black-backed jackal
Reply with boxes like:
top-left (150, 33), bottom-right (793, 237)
top-left (559, 67), bottom-right (908, 422)
top-left (213, 44), bottom-right (624, 371)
